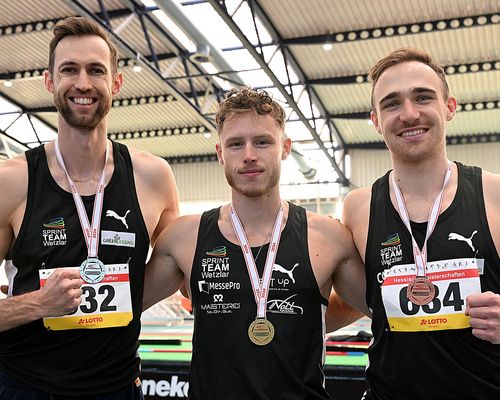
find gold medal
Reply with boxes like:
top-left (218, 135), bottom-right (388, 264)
top-left (248, 318), bottom-right (275, 346)
top-left (407, 276), bottom-right (435, 305)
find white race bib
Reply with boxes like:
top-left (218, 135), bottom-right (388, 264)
top-left (39, 264), bottom-right (133, 330)
top-left (381, 258), bottom-right (481, 332)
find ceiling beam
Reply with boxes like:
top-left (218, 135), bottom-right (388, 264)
top-left (282, 13), bottom-right (500, 46)
top-left (307, 60), bottom-right (500, 86)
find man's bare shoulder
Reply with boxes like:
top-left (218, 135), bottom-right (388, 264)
top-left (342, 187), bottom-right (371, 225)
top-left (128, 147), bottom-right (173, 182)
top-left (158, 214), bottom-right (202, 247)
top-left (0, 154), bottom-right (28, 209)
top-left (343, 187), bottom-right (371, 209)
top-left (306, 211), bottom-right (353, 250)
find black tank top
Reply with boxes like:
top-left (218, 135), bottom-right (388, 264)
top-left (0, 141), bottom-right (149, 395)
top-left (189, 203), bottom-right (330, 400)
top-left (365, 162), bottom-right (500, 400)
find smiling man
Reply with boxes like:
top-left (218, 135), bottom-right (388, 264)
top-left (0, 17), bottom-right (178, 399)
top-left (342, 48), bottom-right (500, 399)
top-left (144, 86), bottom-right (368, 400)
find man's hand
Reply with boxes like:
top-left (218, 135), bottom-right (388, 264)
top-left (466, 291), bottom-right (500, 344)
top-left (38, 268), bottom-right (83, 317)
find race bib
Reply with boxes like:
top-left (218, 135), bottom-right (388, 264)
top-left (381, 258), bottom-right (481, 332)
top-left (39, 264), bottom-right (133, 330)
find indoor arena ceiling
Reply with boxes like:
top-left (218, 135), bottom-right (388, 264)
top-left (0, 0), bottom-right (499, 186)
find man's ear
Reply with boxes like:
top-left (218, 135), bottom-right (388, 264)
top-left (282, 137), bottom-right (292, 160)
top-left (215, 143), bottom-right (224, 165)
top-left (446, 95), bottom-right (457, 122)
top-left (44, 70), bottom-right (54, 93)
top-left (370, 111), bottom-right (382, 135)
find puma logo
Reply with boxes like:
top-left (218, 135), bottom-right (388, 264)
top-left (272, 263), bottom-right (299, 284)
top-left (106, 209), bottom-right (130, 229)
top-left (448, 230), bottom-right (477, 252)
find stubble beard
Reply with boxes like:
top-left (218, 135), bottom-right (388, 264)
top-left (225, 166), bottom-right (281, 198)
top-left (54, 92), bottom-right (110, 130)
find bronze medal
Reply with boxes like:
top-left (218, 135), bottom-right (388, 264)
top-left (407, 276), bottom-right (435, 305)
top-left (248, 318), bottom-right (275, 346)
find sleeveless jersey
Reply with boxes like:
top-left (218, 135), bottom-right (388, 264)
top-left (0, 141), bottom-right (149, 395)
top-left (365, 162), bottom-right (500, 400)
top-left (189, 203), bottom-right (330, 400)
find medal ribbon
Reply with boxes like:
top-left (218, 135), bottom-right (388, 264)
top-left (54, 138), bottom-right (109, 259)
top-left (391, 162), bottom-right (451, 277)
top-left (229, 202), bottom-right (284, 319)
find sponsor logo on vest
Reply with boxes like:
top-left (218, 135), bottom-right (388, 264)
top-left (380, 233), bottom-right (403, 267)
top-left (200, 302), bottom-right (240, 314)
top-left (206, 245), bottom-right (227, 257)
top-left (142, 376), bottom-right (189, 398)
top-left (267, 293), bottom-right (304, 314)
top-left (101, 230), bottom-right (136, 248)
top-left (272, 262), bottom-right (298, 283)
top-left (380, 245), bottom-right (403, 267)
top-left (42, 217), bottom-right (67, 247)
top-left (381, 233), bottom-right (400, 246)
top-left (198, 280), bottom-right (241, 294)
top-left (448, 230), bottom-right (477, 252)
top-left (105, 209), bottom-right (130, 229)
top-left (201, 257), bottom-right (230, 278)
top-left (377, 267), bottom-right (392, 283)
top-left (213, 294), bottom-right (223, 302)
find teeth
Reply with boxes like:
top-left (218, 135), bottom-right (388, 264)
top-left (73, 97), bottom-right (93, 105)
top-left (402, 129), bottom-right (425, 137)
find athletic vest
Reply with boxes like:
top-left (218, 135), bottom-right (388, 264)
top-left (365, 162), bottom-right (500, 400)
top-left (0, 141), bottom-right (149, 395)
top-left (189, 203), bottom-right (330, 400)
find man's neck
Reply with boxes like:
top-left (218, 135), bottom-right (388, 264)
top-left (391, 154), bottom-right (450, 197)
top-left (228, 189), bottom-right (285, 244)
top-left (56, 121), bottom-right (108, 179)
top-left (390, 154), bottom-right (457, 222)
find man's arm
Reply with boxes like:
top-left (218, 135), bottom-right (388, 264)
top-left (143, 215), bottom-right (200, 310)
top-left (325, 188), bottom-right (373, 332)
top-left (0, 155), bottom-right (82, 332)
top-left (467, 172), bottom-right (500, 344)
top-left (130, 150), bottom-right (180, 245)
top-left (326, 291), bottom-right (366, 333)
top-left (308, 212), bottom-right (368, 332)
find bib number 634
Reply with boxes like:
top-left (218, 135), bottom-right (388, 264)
top-left (399, 282), bottom-right (464, 315)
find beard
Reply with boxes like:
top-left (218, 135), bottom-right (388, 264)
top-left (225, 166), bottom-right (281, 198)
top-left (54, 91), bottom-right (110, 130)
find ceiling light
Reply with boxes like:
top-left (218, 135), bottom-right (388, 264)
top-left (323, 42), bottom-right (332, 51)
top-left (3, 80), bottom-right (12, 88)
top-left (132, 64), bottom-right (142, 73)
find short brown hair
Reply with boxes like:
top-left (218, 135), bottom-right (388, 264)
top-left (215, 86), bottom-right (286, 133)
top-left (49, 16), bottom-right (119, 76)
top-left (369, 48), bottom-right (449, 111)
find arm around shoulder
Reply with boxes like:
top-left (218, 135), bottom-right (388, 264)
top-left (143, 214), bottom-right (200, 310)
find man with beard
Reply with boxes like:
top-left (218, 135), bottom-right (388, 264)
top-left (143, 87), bottom-right (368, 400)
top-left (0, 17), bottom-right (178, 399)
